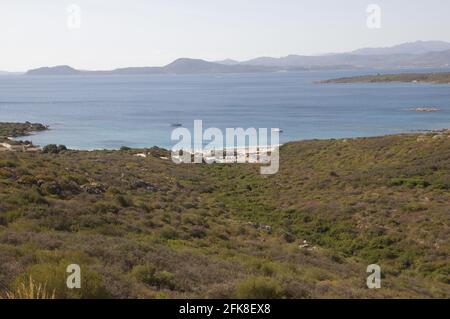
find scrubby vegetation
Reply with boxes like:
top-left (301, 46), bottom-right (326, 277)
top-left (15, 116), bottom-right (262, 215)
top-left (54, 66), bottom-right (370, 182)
top-left (320, 72), bottom-right (450, 84)
top-left (0, 123), bottom-right (449, 298)
top-left (42, 144), bottom-right (67, 154)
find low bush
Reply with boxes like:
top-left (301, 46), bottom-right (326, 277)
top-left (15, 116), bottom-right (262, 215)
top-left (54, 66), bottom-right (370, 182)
top-left (42, 144), bottom-right (67, 154)
top-left (235, 276), bottom-right (285, 299)
top-left (132, 264), bottom-right (177, 290)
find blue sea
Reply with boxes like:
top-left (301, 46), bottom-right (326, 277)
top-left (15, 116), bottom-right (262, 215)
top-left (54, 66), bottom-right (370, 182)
top-left (1, 68), bottom-right (450, 150)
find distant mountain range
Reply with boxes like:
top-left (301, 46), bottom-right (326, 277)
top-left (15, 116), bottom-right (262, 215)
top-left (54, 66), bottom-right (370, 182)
top-left (349, 40), bottom-right (450, 55)
top-left (25, 41), bottom-right (450, 76)
top-left (26, 59), bottom-right (278, 76)
top-left (240, 50), bottom-right (450, 68)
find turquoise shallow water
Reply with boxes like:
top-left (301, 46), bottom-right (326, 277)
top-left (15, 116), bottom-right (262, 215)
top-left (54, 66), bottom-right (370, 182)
top-left (1, 68), bottom-right (450, 150)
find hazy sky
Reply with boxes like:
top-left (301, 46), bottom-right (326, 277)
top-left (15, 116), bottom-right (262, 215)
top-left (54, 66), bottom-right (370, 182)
top-left (1, 0), bottom-right (449, 71)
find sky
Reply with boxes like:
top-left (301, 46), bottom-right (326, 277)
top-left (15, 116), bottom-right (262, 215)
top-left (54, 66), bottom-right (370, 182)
top-left (1, 0), bottom-right (449, 71)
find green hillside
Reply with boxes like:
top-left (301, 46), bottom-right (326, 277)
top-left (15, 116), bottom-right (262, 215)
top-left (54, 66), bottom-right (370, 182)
top-left (0, 123), bottom-right (449, 298)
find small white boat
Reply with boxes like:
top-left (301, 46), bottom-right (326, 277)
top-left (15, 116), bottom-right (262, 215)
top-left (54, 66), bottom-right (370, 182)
top-left (170, 113), bottom-right (183, 127)
top-left (272, 128), bottom-right (283, 133)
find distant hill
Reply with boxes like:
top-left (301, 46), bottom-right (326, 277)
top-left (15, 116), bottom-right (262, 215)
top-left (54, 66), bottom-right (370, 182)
top-left (350, 40), bottom-right (450, 55)
top-left (162, 58), bottom-right (273, 74)
top-left (320, 72), bottom-right (450, 84)
top-left (242, 41), bottom-right (450, 68)
top-left (26, 65), bottom-right (82, 76)
top-left (26, 59), bottom-right (276, 76)
top-left (214, 59), bottom-right (240, 65)
top-left (242, 50), bottom-right (450, 69)
top-left (25, 41), bottom-right (450, 75)
top-left (161, 58), bottom-right (240, 74)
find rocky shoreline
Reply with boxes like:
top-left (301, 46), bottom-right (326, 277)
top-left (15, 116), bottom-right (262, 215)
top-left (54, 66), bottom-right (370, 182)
top-left (0, 122), bottom-right (48, 152)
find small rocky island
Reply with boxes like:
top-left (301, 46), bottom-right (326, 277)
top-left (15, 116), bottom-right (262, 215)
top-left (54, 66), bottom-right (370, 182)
top-left (319, 72), bottom-right (450, 84)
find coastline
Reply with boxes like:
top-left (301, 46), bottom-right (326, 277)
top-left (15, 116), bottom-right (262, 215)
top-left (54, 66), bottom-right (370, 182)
top-left (0, 122), bottom-right (48, 152)
top-left (2, 121), bottom-right (450, 153)
top-left (318, 72), bottom-right (450, 84)
top-left (4, 68), bottom-right (450, 151)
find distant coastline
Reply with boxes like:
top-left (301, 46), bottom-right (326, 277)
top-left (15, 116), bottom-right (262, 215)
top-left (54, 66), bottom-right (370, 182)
top-left (319, 72), bottom-right (450, 84)
top-left (23, 59), bottom-right (345, 76)
top-left (21, 41), bottom-right (450, 76)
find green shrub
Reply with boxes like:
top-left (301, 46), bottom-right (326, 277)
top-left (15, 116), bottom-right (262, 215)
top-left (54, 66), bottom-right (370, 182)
top-left (0, 160), bottom-right (17, 168)
top-left (390, 177), bottom-right (430, 188)
top-left (132, 264), bottom-right (177, 290)
top-left (43, 144), bottom-right (67, 154)
top-left (190, 226), bottom-right (207, 238)
top-left (282, 231), bottom-right (296, 243)
top-left (115, 195), bottom-right (133, 207)
top-left (401, 202), bottom-right (427, 212)
top-left (160, 226), bottom-right (179, 240)
top-left (41, 182), bottom-right (62, 196)
top-left (15, 190), bottom-right (48, 205)
top-left (235, 276), bottom-right (285, 299)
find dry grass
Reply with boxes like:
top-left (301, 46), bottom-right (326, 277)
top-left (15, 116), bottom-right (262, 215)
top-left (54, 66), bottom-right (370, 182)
top-left (1, 276), bottom-right (55, 299)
